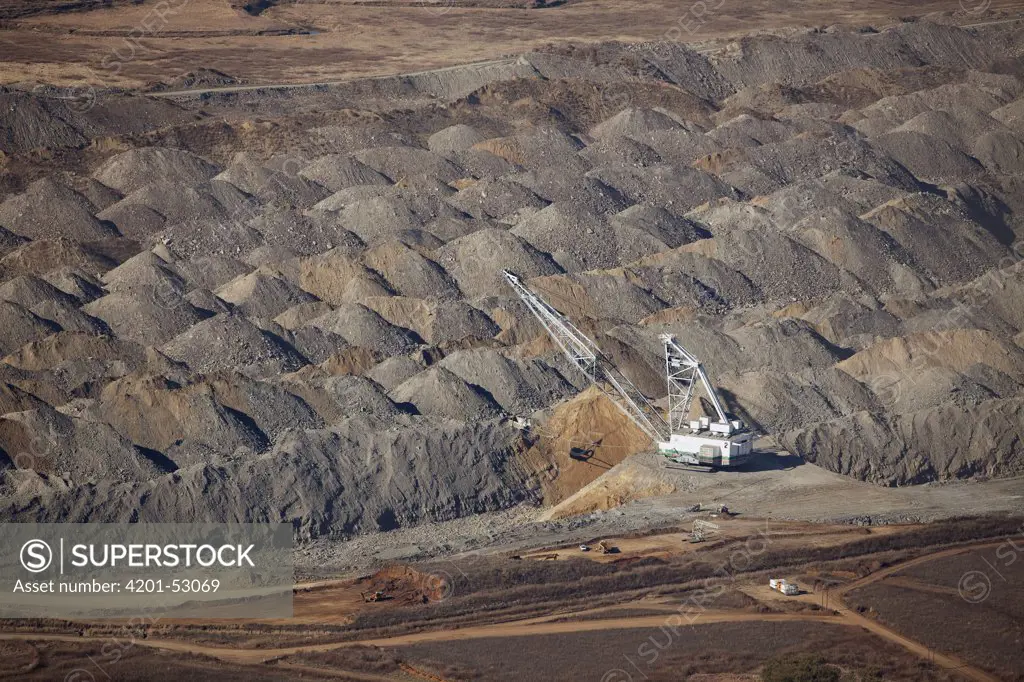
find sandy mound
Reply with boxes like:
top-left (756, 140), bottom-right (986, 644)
top-left (93, 147), bottom-right (220, 194)
top-left (524, 386), bottom-right (653, 506)
top-left (5, 419), bottom-right (532, 538)
top-left (161, 313), bottom-right (307, 378)
top-left (282, 372), bottom-right (401, 424)
top-left (214, 153), bottom-right (330, 209)
top-left (247, 206), bottom-right (361, 257)
top-left (511, 203), bottom-right (663, 272)
top-left (590, 107), bottom-right (687, 141)
top-left (327, 195), bottom-right (423, 245)
top-left (38, 268), bottom-right (103, 304)
top-left (625, 248), bottom-right (761, 310)
top-left (96, 202), bottom-right (166, 240)
top-left (305, 303), bottom-right (420, 355)
top-left (200, 372), bottom-right (323, 440)
top-left (353, 146), bottom-right (464, 184)
top-left (0, 301), bottom-right (61, 356)
top-left (174, 256), bottom-right (253, 292)
top-left (472, 126), bottom-right (586, 171)
top-left (299, 248), bottom-right (393, 305)
top-left (438, 348), bottom-right (573, 415)
top-left (0, 381), bottom-right (48, 416)
top-left (782, 398), bottom-right (1024, 485)
top-left (119, 181), bottom-right (252, 228)
top-left (972, 131), bottom-right (1024, 175)
top-left (427, 124), bottom-right (487, 156)
top-left (2, 331), bottom-right (144, 372)
top-left (83, 289), bottom-right (204, 345)
top-left (273, 301), bottom-right (334, 330)
top-left (718, 366), bottom-right (877, 434)
top-left (0, 405), bottom-right (168, 482)
top-left (215, 271), bottom-right (317, 320)
top-left (991, 96), bottom-right (1024, 132)
top-left (862, 194), bottom-right (1007, 285)
top-left (509, 169), bottom-right (629, 216)
top-left (0, 177), bottom-right (116, 241)
top-left (153, 216), bottom-right (266, 262)
top-left (389, 366), bottom-right (502, 421)
top-left (435, 228), bottom-right (562, 300)
top-left (609, 204), bottom-right (708, 249)
top-left (298, 155), bottom-right (391, 191)
top-left (280, 324), bottom-right (348, 365)
top-left (874, 131), bottom-right (985, 183)
top-left (588, 163), bottom-right (740, 213)
top-left (445, 178), bottom-right (549, 221)
top-left (29, 299), bottom-right (107, 335)
top-left (91, 374), bottom-right (269, 468)
top-left (0, 228), bottom-right (28, 263)
top-left (838, 329), bottom-right (1024, 386)
top-left (0, 275), bottom-right (80, 309)
top-left (677, 228), bottom-right (845, 303)
top-left (579, 136), bottom-right (662, 168)
top-left (523, 272), bottom-right (664, 327)
top-left (787, 294), bottom-right (902, 348)
top-left (363, 241), bottom-right (460, 301)
top-left (363, 297), bottom-right (497, 346)
top-left (68, 178), bottom-right (121, 209)
top-left (542, 459), bottom-right (675, 520)
top-left (363, 356), bottom-right (425, 391)
top-left (101, 251), bottom-right (183, 293)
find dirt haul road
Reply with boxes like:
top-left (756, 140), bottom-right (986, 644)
top-left (0, 540), bottom-right (1004, 679)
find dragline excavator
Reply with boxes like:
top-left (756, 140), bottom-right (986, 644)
top-left (503, 270), bottom-right (754, 469)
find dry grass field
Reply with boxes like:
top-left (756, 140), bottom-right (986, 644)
top-left (847, 546), bottom-right (1024, 680)
top-left (2, 0), bottom-right (1023, 87)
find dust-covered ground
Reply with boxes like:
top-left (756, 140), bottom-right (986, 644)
top-left (3, 517), bottom-right (1021, 681)
top-left (2, 0), bottom-right (1023, 87)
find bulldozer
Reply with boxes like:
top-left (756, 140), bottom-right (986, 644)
top-left (361, 590), bottom-right (389, 602)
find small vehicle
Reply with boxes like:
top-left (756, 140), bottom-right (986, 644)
top-left (579, 544), bottom-right (590, 552)
top-left (769, 578), bottom-right (799, 596)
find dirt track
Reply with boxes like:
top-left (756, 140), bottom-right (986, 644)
top-left (0, 539), bottom-right (1005, 679)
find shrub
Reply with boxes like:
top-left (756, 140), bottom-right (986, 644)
top-left (761, 654), bottom-right (841, 682)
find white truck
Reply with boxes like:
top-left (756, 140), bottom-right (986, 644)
top-left (769, 578), bottom-right (799, 596)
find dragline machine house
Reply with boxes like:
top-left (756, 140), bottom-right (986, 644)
top-left (503, 270), bottom-right (753, 468)
top-left (659, 334), bottom-right (754, 467)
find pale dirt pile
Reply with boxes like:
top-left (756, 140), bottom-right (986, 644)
top-left (0, 20), bottom-right (1022, 535)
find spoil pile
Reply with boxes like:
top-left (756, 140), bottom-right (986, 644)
top-left (1, 19), bottom-right (1023, 535)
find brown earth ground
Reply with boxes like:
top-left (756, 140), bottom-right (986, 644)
top-left (1, 0), bottom-right (1023, 87)
top-left (2, 517), bottom-right (1022, 680)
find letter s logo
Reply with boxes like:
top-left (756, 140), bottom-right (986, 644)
top-left (20, 539), bottom-right (52, 573)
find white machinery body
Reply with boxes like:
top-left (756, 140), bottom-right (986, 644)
top-left (658, 430), bottom-right (754, 467)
